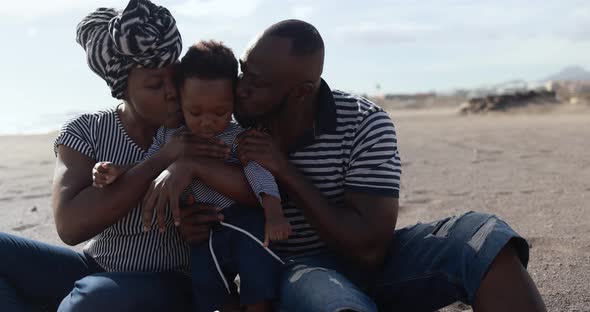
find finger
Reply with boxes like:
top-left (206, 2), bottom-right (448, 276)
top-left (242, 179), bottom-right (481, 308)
top-left (238, 148), bottom-right (262, 164)
top-left (185, 194), bottom-right (195, 206)
top-left (93, 175), bottom-right (108, 184)
top-left (183, 226), bottom-right (210, 239)
top-left (170, 195), bottom-right (181, 227)
top-left (185, 232), bottom-right (210, 245)
top-left (237, 129), bottom-right (268, 144)
top-left (264, 230), bottom-right (270, 247)
top-left (95, 163), bottom-right (110, 174)
top-left (94, 173), bottom-right (108, 182)
top-left (186, 144), bottom-right (230, 159)
top-left (179, 194), bottom-right (194, 210)
top-left (142, 187), bottom-right (157, 231)
top-left (155, 194), bottom-right (168, 233)
top-left (246, 129), bottom-right (269, 137)
top-left (183, 211), bottom-right (224, 226)
top-left (239, 136), bottom-right (271, 147)
top-left (180, 205), bottom-right (222, 225)
top-left (236, 132), bottom-right (254, 147)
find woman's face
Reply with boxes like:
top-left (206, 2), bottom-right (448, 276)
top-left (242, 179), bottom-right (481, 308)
top-left (125, 65), bottom-right (179, 127)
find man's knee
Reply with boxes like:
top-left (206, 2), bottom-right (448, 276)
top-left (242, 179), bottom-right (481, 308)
top-left (279, 264), bottom-right (377, 312)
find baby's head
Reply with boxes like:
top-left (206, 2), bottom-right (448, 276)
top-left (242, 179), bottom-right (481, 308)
top-left (176, 40), bottom-right (238, 139)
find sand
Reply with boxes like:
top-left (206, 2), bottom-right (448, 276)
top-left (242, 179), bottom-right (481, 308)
top-left (1, 108), bottom-right (589, 311)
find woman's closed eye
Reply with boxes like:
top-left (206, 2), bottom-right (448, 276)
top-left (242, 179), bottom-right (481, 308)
top-left (145, 79), bottom-right (164, 90)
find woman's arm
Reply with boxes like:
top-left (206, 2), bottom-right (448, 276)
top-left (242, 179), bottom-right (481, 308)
top-left (52, 145), bottom-right (176, 245)
top-left (52, 137), bottom-right (230, 246)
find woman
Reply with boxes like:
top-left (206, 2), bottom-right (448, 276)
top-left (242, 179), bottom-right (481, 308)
top-left (0, 0), bottom-right (253, 311)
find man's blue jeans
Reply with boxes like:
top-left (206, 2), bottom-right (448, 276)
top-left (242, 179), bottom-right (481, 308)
top-left (0, 232), bottom-right (192, 312)
top-left (279, 211), bottom-right (530, 312)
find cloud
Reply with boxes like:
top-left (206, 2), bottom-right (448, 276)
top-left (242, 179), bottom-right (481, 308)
top-left (330, 1), bottom-right (590, 46)
top-left (332, 22), bottom-right (440, 44)
top-left (26, 27), bottom-right (38, 37)
top-left (171, 0), bottom-right (262, 19)
top-left (290, 5), bottom-right (314, 20)
top-left (0, 0), bottom-right (121, 19)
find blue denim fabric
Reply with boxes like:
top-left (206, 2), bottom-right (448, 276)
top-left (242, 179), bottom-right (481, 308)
top-left (190, 204), bottom-right (283, 312)
top-left (278, 211), bottom-right (529, 312)
top-left (0, 232), bottom-right (192, 312)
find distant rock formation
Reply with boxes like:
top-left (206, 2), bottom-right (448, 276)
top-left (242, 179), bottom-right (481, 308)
top-left (544, 66), bottom-right (590, 82)
top-left (459, 90), bottom-right (559, 114)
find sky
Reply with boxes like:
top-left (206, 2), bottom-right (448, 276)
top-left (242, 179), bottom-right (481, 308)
top-left (1, 0), bottom-right (589, 133)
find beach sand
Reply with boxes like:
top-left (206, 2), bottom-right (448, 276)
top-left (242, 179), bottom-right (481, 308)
top-left (0, 108), bottom-right (589, 311)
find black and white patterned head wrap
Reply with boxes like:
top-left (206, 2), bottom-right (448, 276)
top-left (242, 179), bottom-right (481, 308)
top-left (76, 0), bottom-right (182, 99)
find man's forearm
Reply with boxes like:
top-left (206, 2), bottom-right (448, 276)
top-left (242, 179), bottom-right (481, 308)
top-left (277, 163), bottom-right (384, 266)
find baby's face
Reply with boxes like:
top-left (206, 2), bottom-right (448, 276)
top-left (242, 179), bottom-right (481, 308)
top-left (180, 77), bottom-right (234, 139)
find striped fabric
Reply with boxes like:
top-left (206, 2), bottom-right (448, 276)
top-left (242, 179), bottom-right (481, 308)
top-left (275, 80), bottom-right (402, 256)
top-left (76, 0), bottom-right (182, 99)
top-left (54, 107), bottom-right (190, 272)
top-left (146, 122), bottom-right (280, 208)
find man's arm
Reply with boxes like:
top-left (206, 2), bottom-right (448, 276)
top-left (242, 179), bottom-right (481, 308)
top-left (279, 163), bottom-right (398, 269)
top-left (237, 111), bottom-right (401, 269)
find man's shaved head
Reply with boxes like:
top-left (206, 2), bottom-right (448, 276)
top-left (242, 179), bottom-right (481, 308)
top-left (263, 19), bottom-right (325, 57)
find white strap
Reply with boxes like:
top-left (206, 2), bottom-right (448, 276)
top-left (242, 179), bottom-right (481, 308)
top-left (208, 221), bottom-right (286, 295)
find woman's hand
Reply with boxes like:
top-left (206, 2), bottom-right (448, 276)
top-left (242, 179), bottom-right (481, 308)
top-left (161, 132), bottom-right (230, 162)
top-left (142, 159), bottom-right (194, 232)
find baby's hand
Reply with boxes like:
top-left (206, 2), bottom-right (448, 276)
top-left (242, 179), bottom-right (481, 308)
top-left (92, 162), bottom-right (120, 188)
top-left (264, 214), bottom-right (292, 247)
top-left (262, 195), bottom-right (292, 246)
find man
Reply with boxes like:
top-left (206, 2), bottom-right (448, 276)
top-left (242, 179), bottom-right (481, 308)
top-left (232, 19), bottom-right (546, 311)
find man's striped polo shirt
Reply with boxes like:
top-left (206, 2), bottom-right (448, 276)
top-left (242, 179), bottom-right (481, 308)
top-left (276, 79), bottom-right (402, 256)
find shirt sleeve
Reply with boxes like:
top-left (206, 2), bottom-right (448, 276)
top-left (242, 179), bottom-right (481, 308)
top-left (144, 126), bottom-right (186, 159)
top-left (145, 127), bottom-right (168, 159)
top-left (244, 161), bottom-right (281, 203)
top-left (54, 114), bottom-right (95, 159)
top-left (345, 110), bottom-right (402, 197)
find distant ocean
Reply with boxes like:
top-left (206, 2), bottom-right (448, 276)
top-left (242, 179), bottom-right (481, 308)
top-left (0, 105), bottom-right (112, 136)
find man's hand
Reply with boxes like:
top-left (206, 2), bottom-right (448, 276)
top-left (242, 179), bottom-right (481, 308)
top-left (142, 160), bottom-right (194, 232)
top-left (236, 129), bottom-right (290, 177)
top-left (178, 195), bottom-right (224, 245)
top-left (92, 162), bottom-right (120, 188)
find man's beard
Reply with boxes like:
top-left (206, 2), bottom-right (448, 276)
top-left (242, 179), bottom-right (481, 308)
top-left (235, 95), bottom-right (289, 131)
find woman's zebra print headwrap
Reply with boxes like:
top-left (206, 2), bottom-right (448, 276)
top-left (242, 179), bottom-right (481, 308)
top-left (76, 0), bottom-right (182, 99)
